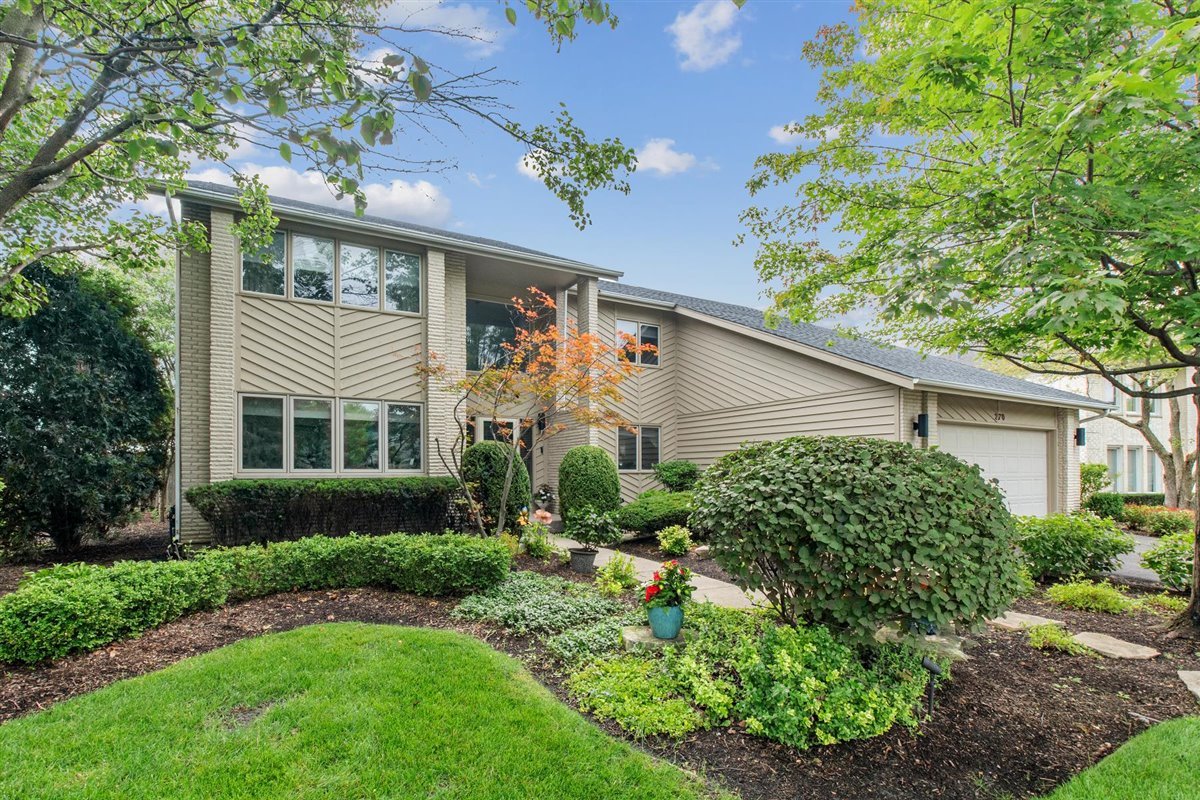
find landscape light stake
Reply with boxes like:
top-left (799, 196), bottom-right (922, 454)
top-left (921, 656), bottom-right (942, 718)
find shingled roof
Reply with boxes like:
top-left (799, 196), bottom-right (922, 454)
top-left (599, 281), bottom-right (1109, 410)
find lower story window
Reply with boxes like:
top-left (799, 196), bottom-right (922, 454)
top-left (242, 396), bottom-right (284, 470)
top-left (618, 425), bottom-right (661, 472)
top-left (293, 398), bottom-right (332, 470)
top-left (387, 403), bottom-right (422, 470)
top-left (342, 400), bottom-right (381, 470)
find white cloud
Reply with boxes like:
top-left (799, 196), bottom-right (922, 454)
top-left (516, 150), bottom-right (558, 181)
top-left (666, 0), bottom-right (743, 72)
top-left (188, 165), bottom-right (453, 226)
top-left (768, 123), bottom-right (840, 145)
top-left (635, 138), bottom-right (716, 176)
top-left (384, 1), bottom-right (509, 56)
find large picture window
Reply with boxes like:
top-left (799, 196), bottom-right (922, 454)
top-left (241, 396), bottom-right (284, 470)
top-left (241, 232), bottom-right (287, 296)
top-left (467, 299), bottom-right (521, 371)
top-left (292, 234), bottom-right (335, 302)
top-left (618, 425), bottom-right (661, 472)
top-left (339, 243), bottom-right (380, 308)
top-left (342, 400), bottom-right (381, 470)
top-left (616, 318), bottom-right (660, 365)
top-left (292, 398), bottom-right (332, 470)
top-left (387, 403), bottom-right (422, 471)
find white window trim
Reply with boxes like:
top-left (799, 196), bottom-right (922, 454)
top-left (238, 393), bottom-right (288, 474)
top-left (616, 318), bottom-right (661, 367)
top-left (237, 230), bottom-right (423, 318)
top-left (617, 424), bottom-right (662, 473)
top-left (472, 415), bottom-right (522, 444)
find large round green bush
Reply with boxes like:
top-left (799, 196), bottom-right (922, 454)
top-left (558, 445), bottom-right (621, 522)
top-left (1016, 513), bottom-right (1134, 581)
top-left (462, 441), bottom-right (530, 531)
top-left (690, 435), bottom-right (1023, 637)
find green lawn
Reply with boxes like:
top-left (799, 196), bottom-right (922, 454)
top-left (0, 623), bottom-right (727, 799)
top-left (1047, 716), bottom-right (1200, 800)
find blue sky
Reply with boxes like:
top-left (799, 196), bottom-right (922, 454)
top-left (189, 1), bottom-right (857, 309)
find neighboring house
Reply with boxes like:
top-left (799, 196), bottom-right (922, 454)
top-left (173, 182), bottom-right (1108, 544)
top-left (1052, 373), bottom-right (1197, 496)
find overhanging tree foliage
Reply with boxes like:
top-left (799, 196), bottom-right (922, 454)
top-left (0, 0), bottom-right (635, 315)
top-left (741, 0), bottom-right (1200, 626)
top-left (0, 264), bottom-right (170, 553)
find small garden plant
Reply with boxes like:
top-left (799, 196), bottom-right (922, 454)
top-left (643, 561), bottom-right (695, 608)
top-left (1027, 624), bottom-right (1094, 656)
top-left (1141, 532), bottom-right (1193, 592)
top-left (657, 525), bottom-right (693, 556)
top-left (1046, 580), bottom-right (1137, 614)
top-left (594, 554), bottom-right (639, 598)
top-left (520, 510), bottom-right (556, 560)
top-left (1016, 513), bottom-right (1134, 581)
top-left (565, 506), bottom-right (623, 552)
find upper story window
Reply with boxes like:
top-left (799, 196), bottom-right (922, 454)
top-left (617, 425), bottom-right (661, 472)
top-left (617, 319), bottom-right (660, 366)
top-left (467, 299), bottom-right (522, 371)
top-left (240, 230), bottom-right (422, 314)
top-left (1122, 395), bottom-right (1160, 416)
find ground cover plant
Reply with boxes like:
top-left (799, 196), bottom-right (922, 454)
top-left (1026, 624), bottom-right (1094, 657)
top-left (451, 570), bottom-right (622, 635)
top-left (1046, 581), bottom-right (1138, 615)
top-left (617, 491), bottom-right (694, 535)
top-left (0, 624), bottom-right (725, 800)
top-left (1016, 514), bottom-right (1134, 581)
top-left (594, 554), bottom-right (639, 598)
top-left (0, 534), bottom-right (510, 664)
top-left (1047, 716), bottom-right (1200, 800)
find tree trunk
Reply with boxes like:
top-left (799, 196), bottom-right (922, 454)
top-left (1180, 375), bottom-right (1200, 629)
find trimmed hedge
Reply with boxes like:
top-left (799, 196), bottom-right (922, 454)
top-left (0, 534), bottom-right (511, 665)
top-left (1121, 493), bottom-right (1166, 507)
top-left (691, 435), bottom-right (1023, 636)
top-left (462, 441), bottom-right (530, 532)
top-left (558, 446), bottom-right (621, 522)
top-left (185, 477), bottom-right (457, 545)
top-left (616, 491), bottom-right (694, 535)
top-left (653, 460), bottom-right (701, 492)
top-left (1083, 492), bottom-right (1125, 520)
top-left (1016, 513), bottom-right (1134, 581)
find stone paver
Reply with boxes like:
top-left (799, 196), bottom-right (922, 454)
top-left (1178, 671), bottom-right (1200, 703)
top-left (989, 611), bottom-right (1064, 631)
top-left (1072, 631), bottom-right (1160, 660)
top-left (622, 626), bottom-right (688, 653)
top-left (552, 535), bottom-right (763, 609)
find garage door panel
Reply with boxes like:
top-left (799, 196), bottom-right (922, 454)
top-left (939, 424), bottom-right (1049, 517)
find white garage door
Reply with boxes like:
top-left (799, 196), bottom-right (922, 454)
top-left (938, 424), bottom-right (1049, 517)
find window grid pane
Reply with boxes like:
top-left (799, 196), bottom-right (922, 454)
top-left (1126, 448), bottom-right (1142, 492)
top-left (292, 234), bottom-right (335, 302)
top-left (640, 426), bottom-right (661, 470)
top-left (242, 397), bottom-right (284, 470)
top-left (617, 428), bottom-right (638, 471)
top-left (384, 251), bottom-right (421, 313)
top-left (241, 232), bottom-right (286, 295)
top-left (342, 400), bottom-right (380, 470)
top-left (616, 320), bottom-right (638, 362)
top-left (1147, 451), bottom-right (1160, 492)
top-left (292, 398), bottom-right (332, 470)
top-left (639, 324), bottom-right (660, 366)
top-left (339, 243), bottom-right (380, 308)
top-left (1107, 447), bottom-right (1122, 491)
top-left (387, 403), bottom-right (422, 471)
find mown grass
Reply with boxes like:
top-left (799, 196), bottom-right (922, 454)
top-left (0, 623), bottom-right (729, 799)
top-left (1047, 716), bottom-right (1200, 800)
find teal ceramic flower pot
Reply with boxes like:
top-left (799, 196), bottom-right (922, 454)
top-left (648, 605), bottom-right (684, 640)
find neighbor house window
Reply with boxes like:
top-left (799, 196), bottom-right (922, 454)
top-left (1124, 394), bottom-right (1139, 414)
top-left (616, 318), bottom-right (660, 365)
top-left (1146, 397), bottom-right (1160, 416)
top-left (241, 232), bottom-right (286, 296)
top-left (618, 425), bottom-right (661, 471)
top-left (1126, 446), bottom-right (1142, 492)
top-left (339, 242), bottom-right (380, 309)
top-left (292, 234), bottom-right (335, 302)
top-left (386, 403), bottom-right (422, 471)
top-left (241, 396), bottom-right (284, 470)
top-left (292, 398), bottom-right (332, 470)
top-left (342, 400), bottom-right (380, 470)
top-left (467, 299), bottom-right (520, 371)
top-left (1148, 451), bottom-right (1161, 492)
top-left (384, 251), bottom-right (421, 313)
top-left (1106, 447), bottom-right (1122, 491)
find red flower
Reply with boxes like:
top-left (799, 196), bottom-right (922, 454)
top-left (652, 571), bottom-right (661, 581)
top-left (644, 584), bottom-right (661, 603)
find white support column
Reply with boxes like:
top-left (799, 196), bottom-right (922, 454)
top-left (424, 250), bottom-right (468, 476)
top-left (208, 210), bottom-right (238, 483)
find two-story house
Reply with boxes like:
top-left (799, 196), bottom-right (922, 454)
top-left (173, 181), bottom-right (1109, 544)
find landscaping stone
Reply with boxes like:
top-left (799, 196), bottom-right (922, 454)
top-left (1071, 632), bottom-right (1160, 660)
top-left (622, 626), bottom-right (689, 653)
top-left (989, 611), bottom-right (1064, 631)
top-left (693, 545), bottom-right (711, 559)
top-left (1178, 671), bottom-right (1200, 703)
top-left (874, 627), bottom-right (970, 662)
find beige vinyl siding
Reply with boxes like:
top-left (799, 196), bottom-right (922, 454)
top-left (676, 385), bottom-right (898, 465)
top-left (937, 394), bottom-right (1057, 430)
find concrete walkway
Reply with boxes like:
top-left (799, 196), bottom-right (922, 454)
top-left (552, 536), bottom-right (762, 609)
top-left (1110, 533), bottom-right (1163, 587)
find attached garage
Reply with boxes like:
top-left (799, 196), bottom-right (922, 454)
top-left (938, 423), bottom-right (1051, 517)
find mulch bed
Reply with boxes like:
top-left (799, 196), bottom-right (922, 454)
top-left (1, 546), bottom-right (1197, 799)
top-left (616, 538), bottom-right (737, 584)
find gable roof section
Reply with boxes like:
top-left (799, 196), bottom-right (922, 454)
top-left (174, 181), bottom-right (623, 279)
top-left (599, 281), bottom-right (1110, 411)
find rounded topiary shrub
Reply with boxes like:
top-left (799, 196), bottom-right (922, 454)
top-left (690, 435), bottom-right (1023, 637)
top-left (558, 445), bottom-right (621, 522)
top-left (462, 441), bottom-right (530, 531)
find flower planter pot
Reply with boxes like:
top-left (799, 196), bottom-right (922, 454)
top-left (568, 547), bottom-right (597, 574)
top-left (647, 605), bottom-right (684, 640)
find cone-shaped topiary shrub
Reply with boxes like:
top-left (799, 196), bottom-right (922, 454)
top-left (558, 445), bottom-right (621, 522)
top-left (690, 435), bottom-right (1023, 638)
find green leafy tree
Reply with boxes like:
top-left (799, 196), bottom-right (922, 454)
top-left (742, 0), bottom-right (1200, 627)
top-left (0, 0), bottom-right (635, 315)
top-left (0, 264), bottom-right (170, 553)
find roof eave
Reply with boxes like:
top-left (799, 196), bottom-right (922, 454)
top-left (168, 183), bottom-right (624, 280)
top-left (911, 378), bottom-right (1114, 411)
top-left (596, 288), bottom-right (678, 310)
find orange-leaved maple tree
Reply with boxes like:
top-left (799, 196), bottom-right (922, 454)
top-left (419, 286), bottom-right (654, 536)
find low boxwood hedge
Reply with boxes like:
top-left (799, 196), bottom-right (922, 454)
top-left (185, 477), bottom-right (458, 545)
top-left (1121, 492), bottom-right (1166, 507)
top-left (0, 533), bottom-right (511, 665)
top-left (617, 491), bottom-right (694, 535)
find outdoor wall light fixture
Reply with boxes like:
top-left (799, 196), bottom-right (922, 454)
top-left (1074, 427), bottom-right (1087, 446)
top-left (913, 413), bottom-right (930, 438)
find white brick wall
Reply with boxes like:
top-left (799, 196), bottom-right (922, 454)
top-left (177, 202), bottom-right (213, 544)
top-left (208, 211), bottom-right (237, 483)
